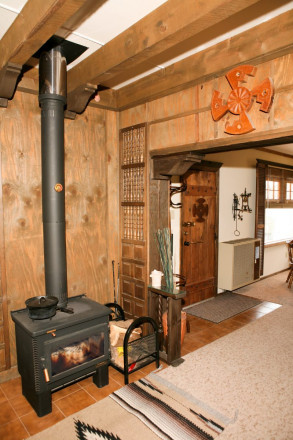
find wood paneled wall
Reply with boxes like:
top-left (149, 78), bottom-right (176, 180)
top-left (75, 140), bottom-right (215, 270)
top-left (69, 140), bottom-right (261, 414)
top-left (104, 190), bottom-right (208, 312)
top-left (0, 91), bottom-right (119, 369)
top-left (120, 53), bottom-right (293, 155)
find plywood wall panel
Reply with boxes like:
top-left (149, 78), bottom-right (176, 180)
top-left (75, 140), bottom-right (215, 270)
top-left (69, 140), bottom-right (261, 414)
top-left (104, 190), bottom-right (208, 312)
top-left (249, 100), bottom-right (272, 132)
top-left (0, 92), bottom-right (41, 167)
top-left (198, 111), bottom-right (216, 143)
top-left (148, 88), bottom-right (197, 122)
top-left (273, 90), bottom-right (293, 129)
top-left (106, 111), bottom-right (119, 301)
top-left (273, 54), bottom-right (293, 90)
top-left (198, 79), bottom-right (215, 109)
top-left (6, 236), bottom-right (45, 365)
top-left (65, 106), bottom-right (110, 304)
top-left (149, 114), bottom-right (197, 152)
top-left (0, 92), bottom-right (44, 366)
top-left (66, 227), bottom-right (108, 301)
top-left (1, 92), bottom-right (42, 244)
top-left (119, 104), bottom-right (147, 129)
top-left (0, 92), bottom-right (118, 370)
top-left (0, 327), bottom-right (4, 344)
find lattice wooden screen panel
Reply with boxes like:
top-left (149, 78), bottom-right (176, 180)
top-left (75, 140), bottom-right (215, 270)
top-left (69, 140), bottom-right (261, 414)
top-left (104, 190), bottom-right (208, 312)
top-left (122, 206), bottom-right (144, 241)
top-left (121, 125), bottom-right (146, 241)
top-left (121, 126), bottom-right (145, 165)
top-left (122, 167), bottom-right (145, 203)
top-left (120, 124), bottom-right (147, 319)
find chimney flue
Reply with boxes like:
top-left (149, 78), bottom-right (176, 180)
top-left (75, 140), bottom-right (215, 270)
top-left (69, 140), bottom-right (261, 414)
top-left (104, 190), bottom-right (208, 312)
top-left (39, 46), bottom-right (68, 308)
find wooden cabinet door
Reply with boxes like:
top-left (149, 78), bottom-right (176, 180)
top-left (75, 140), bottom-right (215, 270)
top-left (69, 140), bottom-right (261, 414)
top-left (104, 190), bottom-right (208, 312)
top-left (181, 170), bottom-right (218, 306)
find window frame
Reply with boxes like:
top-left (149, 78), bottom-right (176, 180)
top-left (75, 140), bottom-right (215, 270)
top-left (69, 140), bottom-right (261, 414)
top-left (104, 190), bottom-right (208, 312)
top-left (256, 159), bottom-right (293, 275)
top-left (265, 178), bottom-right (281, 202)
top-left (286, 181), bottom-right (293, 201)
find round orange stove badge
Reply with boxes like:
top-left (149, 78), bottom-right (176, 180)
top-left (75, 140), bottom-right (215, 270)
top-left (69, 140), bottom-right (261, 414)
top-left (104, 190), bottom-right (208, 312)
top-left (54, 183), bottom-right (63, 192)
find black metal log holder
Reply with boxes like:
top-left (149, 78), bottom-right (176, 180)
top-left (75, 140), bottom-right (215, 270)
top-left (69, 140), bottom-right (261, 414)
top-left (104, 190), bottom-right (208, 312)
top-left (39, 46), bottom-right (68, 308)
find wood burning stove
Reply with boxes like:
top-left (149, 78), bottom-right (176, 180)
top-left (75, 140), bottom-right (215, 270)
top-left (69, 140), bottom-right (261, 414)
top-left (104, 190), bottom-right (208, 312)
top-left (11, 295), bottom-right (110, 417)
top-left (11, 41), bottom-right (111, 417)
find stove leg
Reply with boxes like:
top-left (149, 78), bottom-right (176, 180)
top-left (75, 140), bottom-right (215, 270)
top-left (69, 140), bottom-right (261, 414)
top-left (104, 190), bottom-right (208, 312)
top-left (93, 361), bottom-right (109, 388)
top-left (22, 381), bottom-right (52, 417)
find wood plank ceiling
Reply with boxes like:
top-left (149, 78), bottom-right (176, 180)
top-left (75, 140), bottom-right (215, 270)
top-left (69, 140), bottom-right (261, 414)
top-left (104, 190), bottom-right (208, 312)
top-left (0, 0), bottom-right (293, 120)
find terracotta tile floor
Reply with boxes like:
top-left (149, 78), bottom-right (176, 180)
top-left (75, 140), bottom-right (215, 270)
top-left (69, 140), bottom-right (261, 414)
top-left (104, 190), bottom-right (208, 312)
top-left (0, 300), bottom-right (281, 440)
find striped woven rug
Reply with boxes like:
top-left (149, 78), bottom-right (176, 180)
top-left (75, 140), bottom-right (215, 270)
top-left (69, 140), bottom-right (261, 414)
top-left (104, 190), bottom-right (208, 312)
top-left (110, 375), bottom-right (231, 440)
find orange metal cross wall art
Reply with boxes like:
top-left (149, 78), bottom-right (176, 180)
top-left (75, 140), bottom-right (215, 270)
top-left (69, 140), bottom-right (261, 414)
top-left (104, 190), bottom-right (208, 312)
top-left (211, 65), bottom-right (274, 135)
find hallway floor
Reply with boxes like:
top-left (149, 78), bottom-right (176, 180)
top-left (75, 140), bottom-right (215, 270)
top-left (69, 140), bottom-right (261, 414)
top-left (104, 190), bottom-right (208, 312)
top-left (0, 299), bottom-right (281, 440)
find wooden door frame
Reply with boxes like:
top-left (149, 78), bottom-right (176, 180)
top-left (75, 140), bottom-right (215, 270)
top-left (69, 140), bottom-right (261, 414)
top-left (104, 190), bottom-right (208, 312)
top-left (150, 155), bottom-right (222, 297)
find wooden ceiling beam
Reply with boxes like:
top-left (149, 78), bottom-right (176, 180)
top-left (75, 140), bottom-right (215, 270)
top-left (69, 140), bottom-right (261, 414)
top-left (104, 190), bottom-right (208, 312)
top-left (116, 9), bottom-right (293, 110)
top-left (0, 0), bottom-right (108, 109)
top-left (149, 127), bottom-right (293, 157)
top-left (56, 0), bottom-right (107, 39)
top-left (0, 0), bottom-right (99, 71)
top-left (67, 0), bottom-right (263, 94)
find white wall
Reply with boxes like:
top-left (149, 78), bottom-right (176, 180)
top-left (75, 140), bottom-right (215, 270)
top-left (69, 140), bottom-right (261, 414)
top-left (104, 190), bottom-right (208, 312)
top-left (263, 244), bottom-right (289, 276)
top-left (218, 167), bottom-right (256, 242)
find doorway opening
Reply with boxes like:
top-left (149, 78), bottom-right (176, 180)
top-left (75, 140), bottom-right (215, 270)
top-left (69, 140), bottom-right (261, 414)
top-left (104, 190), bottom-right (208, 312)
top-left (170, 162), bottom-right (222, 306)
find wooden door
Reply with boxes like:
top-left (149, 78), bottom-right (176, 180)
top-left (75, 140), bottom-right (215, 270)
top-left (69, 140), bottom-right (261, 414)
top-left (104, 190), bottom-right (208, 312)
top-left (181, 169), bottom-right (218, 306)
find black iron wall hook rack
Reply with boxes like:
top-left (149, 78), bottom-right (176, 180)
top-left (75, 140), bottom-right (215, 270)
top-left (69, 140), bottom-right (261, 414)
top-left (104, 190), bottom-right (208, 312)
top-left (232, 188), bottom-right (252, 236)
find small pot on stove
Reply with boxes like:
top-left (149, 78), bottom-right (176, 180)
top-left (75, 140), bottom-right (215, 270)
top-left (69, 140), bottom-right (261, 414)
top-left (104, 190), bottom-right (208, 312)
top-left (25, 296), bottom-right (59, 320)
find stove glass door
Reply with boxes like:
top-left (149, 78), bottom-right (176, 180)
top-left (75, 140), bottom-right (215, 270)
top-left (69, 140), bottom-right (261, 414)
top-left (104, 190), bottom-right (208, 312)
top-left (44, 323), bottom-right (107, 380)
top-left (51, 333), bottom-right (104, 375)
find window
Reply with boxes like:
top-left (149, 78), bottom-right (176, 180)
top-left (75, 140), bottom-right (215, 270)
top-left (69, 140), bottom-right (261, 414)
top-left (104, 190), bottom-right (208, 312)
top-left (256, 160), bottom-right (293, 275)
top-left (265, 167), bottom-right (293, 244)
top-left (265, 208), bottom-right (293, 243)
top-left (265, 180), bottom-right (280, 201)
top-left (286, 182), bottom-right (293, 201)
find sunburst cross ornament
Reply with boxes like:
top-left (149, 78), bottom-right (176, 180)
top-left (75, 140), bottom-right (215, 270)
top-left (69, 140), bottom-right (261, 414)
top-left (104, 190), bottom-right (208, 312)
top-left (211, 65), bottom-right (274, 135)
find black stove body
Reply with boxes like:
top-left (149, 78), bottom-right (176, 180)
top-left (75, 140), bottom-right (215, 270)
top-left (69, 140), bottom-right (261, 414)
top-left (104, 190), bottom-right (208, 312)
top-left (11, 295), bottom-right (110, 417)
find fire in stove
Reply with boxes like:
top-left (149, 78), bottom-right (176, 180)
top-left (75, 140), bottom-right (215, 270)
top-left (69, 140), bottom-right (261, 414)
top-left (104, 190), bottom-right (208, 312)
top-left (51, 334), bottom-right (105, 376)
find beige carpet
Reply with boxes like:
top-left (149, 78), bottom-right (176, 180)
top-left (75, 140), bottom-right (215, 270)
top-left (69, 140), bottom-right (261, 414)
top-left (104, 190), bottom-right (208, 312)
top-left (235, 270), bottom-right (293, 306)
top-left (159, 272), bottom-right (293, 440)
top-left (29, 394), bottom-right (157, 440)
top-left (29, 273), bottom-right (293, 440)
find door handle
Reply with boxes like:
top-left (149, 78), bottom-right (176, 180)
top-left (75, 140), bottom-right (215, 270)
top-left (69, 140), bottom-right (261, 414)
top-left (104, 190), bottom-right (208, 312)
top-left (184, 240), bottom-right (203, 246)
top-left (182, 222), bottom-right (195, 227)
